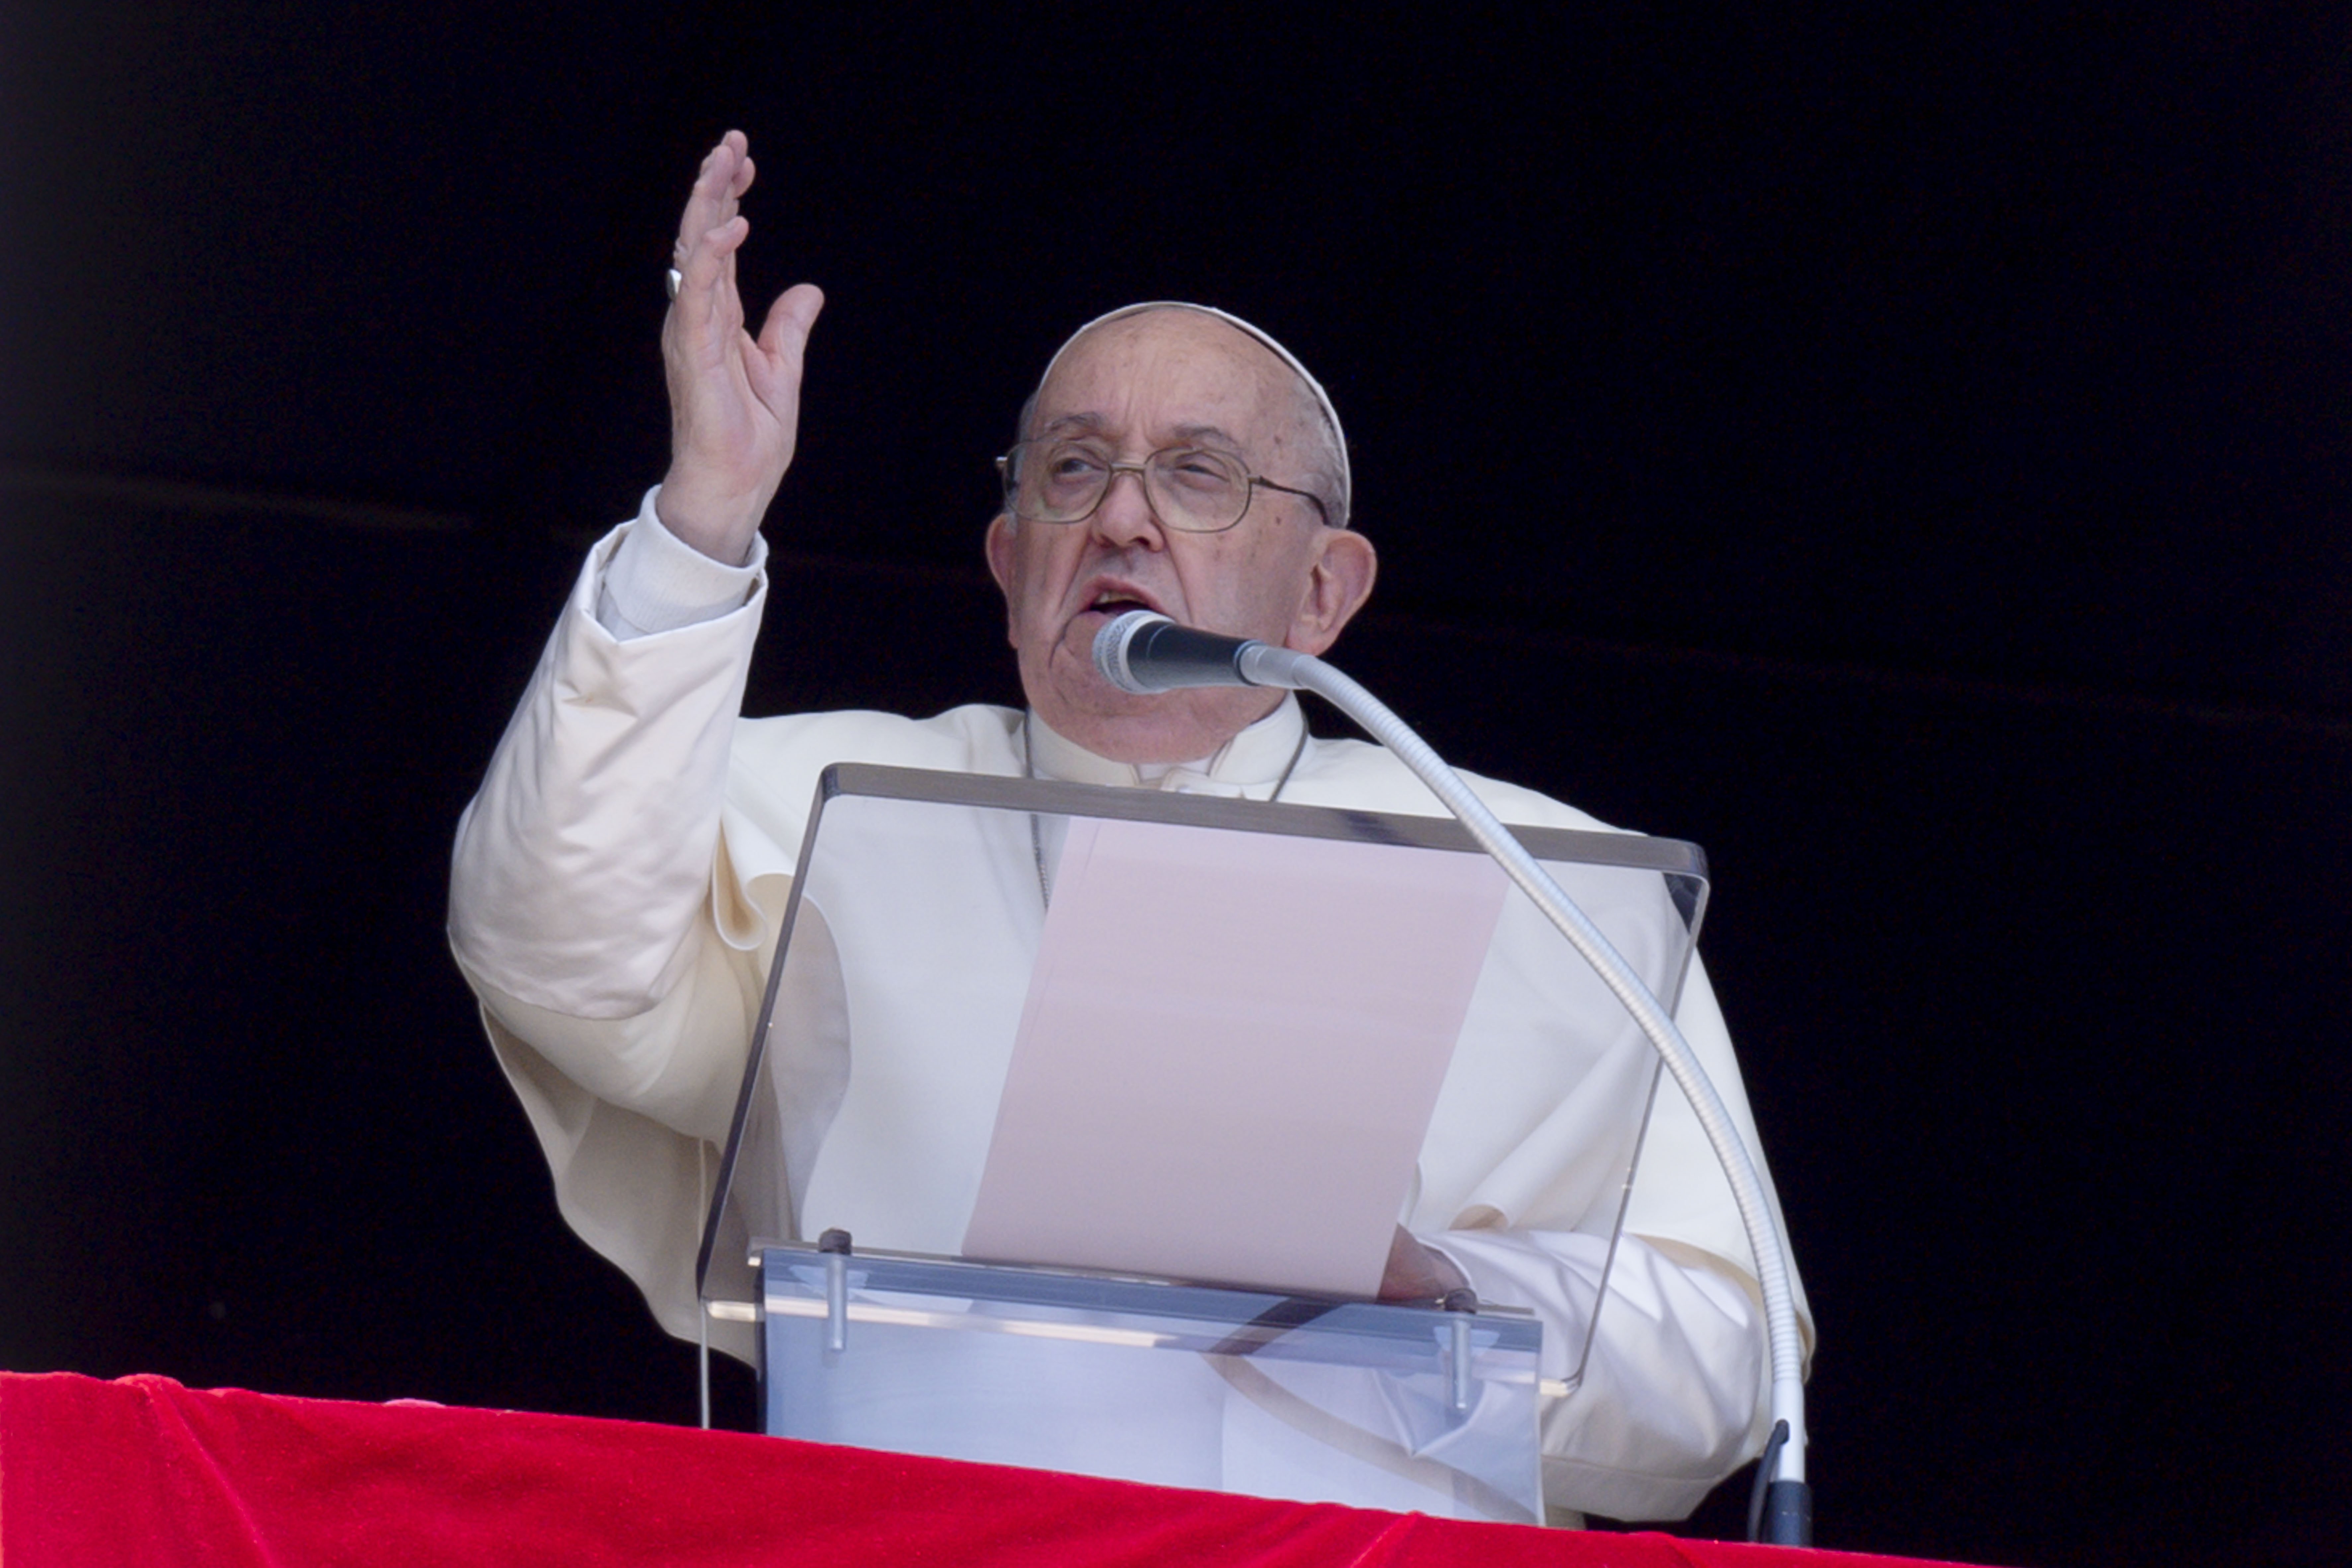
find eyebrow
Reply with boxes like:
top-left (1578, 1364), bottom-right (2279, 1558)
top-left (1171, 423), bottom-right (1246, 452)
top-left (1035, 413), bottom-right (1249, 454)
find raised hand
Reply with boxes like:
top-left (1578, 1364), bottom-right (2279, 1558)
top-left (654, 131), bottom-right (825, 565)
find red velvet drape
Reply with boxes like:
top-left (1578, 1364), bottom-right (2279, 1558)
top-left (1, 1373), bottom-right (1974, 1568)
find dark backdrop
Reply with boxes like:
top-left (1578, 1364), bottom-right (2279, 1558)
top-left (4, 8), bottom-right (2347, 1566)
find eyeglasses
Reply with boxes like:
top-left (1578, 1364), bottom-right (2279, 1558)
top-left (997, 439), bottom-right (1332, 534)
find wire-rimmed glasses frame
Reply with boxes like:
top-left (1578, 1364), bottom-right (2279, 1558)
top-left (996, 440), bottom-right (1333, 535)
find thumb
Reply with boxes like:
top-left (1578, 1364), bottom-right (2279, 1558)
top-left (757, 282), bottom-right (825, 371)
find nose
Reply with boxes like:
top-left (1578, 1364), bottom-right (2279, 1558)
top-left (1088, 463), bottom-right (1167, 548)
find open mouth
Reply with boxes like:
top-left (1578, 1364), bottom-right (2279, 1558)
top-left (1075, 586), bottom-right (1162, 624)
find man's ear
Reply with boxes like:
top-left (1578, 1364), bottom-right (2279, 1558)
top-left (1288, 527), bottom-right (1378, 656)
top-left (983, 512), bottom-right (1020, 645)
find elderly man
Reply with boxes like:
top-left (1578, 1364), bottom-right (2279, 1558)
top-left (451, 132), bottom-right (1807, 1524)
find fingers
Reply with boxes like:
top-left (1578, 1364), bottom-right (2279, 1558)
top-left (651, 132), bottom-right (824, 562)
top-left (1377, 1226), bottom-right (1470, 1302)
top-left (676, 131), bottom-right (752, 247)
top-left (669, 132), bottom-right (756, 328)
top-left (673, 215), bottom-right (750, 322)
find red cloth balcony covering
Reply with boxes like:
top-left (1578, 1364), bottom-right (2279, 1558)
top-left (2, 1372), bottom-right (1972, 1568)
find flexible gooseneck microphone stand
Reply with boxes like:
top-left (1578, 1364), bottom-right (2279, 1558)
top-left (1097, 612), bottom-right (1812, 1546)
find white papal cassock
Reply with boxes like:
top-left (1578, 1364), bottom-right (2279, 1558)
top-left (450, 496), bottom-right (1812, 1523)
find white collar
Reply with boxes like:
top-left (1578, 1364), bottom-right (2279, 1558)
top-left (1024, 698), bottom-right (1309, 799)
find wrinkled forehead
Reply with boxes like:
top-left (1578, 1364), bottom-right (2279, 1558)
top-left (1031, 304), bottom-right (1349, 487)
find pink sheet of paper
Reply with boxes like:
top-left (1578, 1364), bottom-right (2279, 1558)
top-left (960, 815), bottom-right (1509, 1298)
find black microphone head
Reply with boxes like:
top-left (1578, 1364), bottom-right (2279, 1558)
top-left (1094, 610), bottom-right (1172, 695)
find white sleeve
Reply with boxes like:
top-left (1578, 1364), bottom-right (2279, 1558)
top-left (1412, 952), bottom-right (1810, 1521)
top-left (446, 501), bottom-right (775, 1348)
top-left (447, 492), bottom-right (771, 1089)
top-left (595, 488), bottom-right (766, 638)
top-left (1429, 1227), bottom-right (1778, 1522)
top-left (450, 497), bottom-right (762, 1021)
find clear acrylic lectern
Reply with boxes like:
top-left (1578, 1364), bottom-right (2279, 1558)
top-left (699, 763), bottom-right (1709, 1523)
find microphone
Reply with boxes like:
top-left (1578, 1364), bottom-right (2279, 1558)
top-left (1093, 607), bottom-right (1814, 1543)
top-left (1092, 611), bottom-right (1313, 693)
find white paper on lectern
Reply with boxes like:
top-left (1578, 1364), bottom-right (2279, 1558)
top-left (960, 815), bottom-right (1509, 1298)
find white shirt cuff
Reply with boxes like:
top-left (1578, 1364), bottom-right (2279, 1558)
top-left (595, 487), bottom-right (768, 638)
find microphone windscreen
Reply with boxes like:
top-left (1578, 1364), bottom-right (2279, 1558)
top-left (1094, 610), bottom-right (1172, 694)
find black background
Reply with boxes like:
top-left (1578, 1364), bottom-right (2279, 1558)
top-left (4, 7), bottom-right (2347, 1565)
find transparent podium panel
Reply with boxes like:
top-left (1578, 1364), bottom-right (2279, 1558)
top-left (699, 764), bottom-right (1710, 1509)
top-left (757, 1240), bottom-right (1547, 1523)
